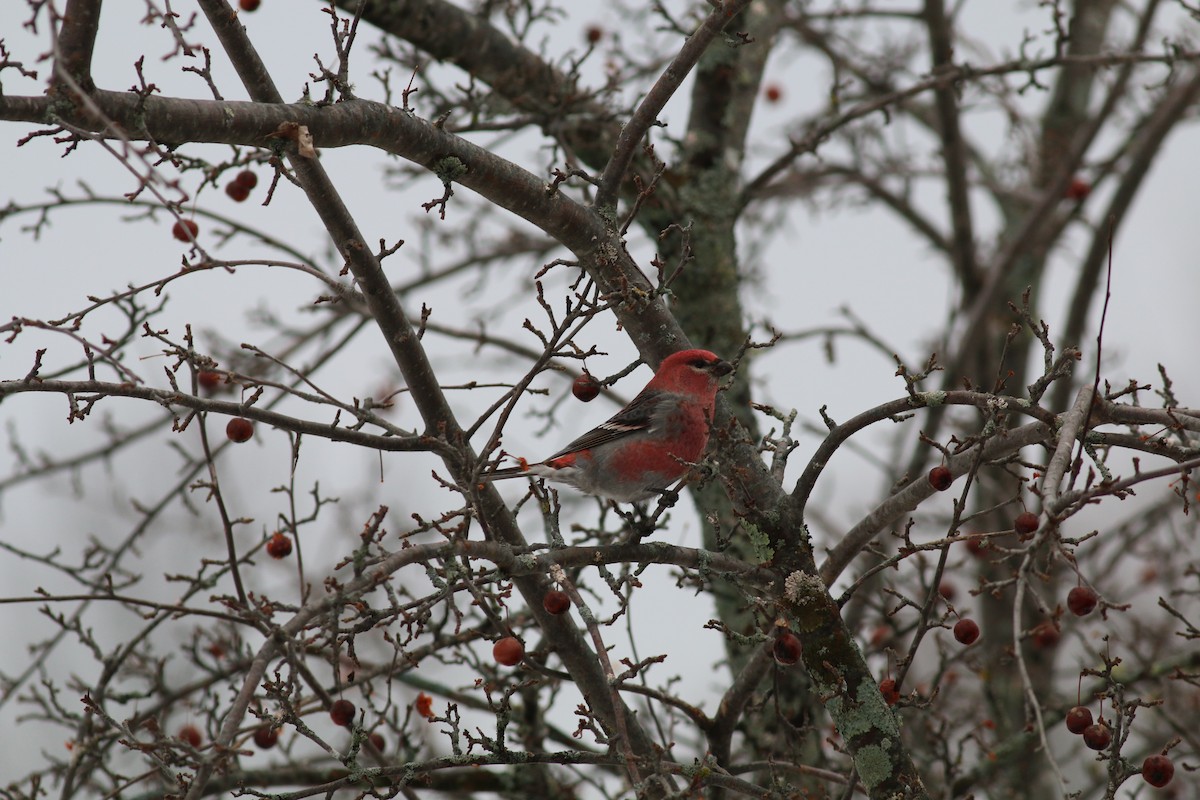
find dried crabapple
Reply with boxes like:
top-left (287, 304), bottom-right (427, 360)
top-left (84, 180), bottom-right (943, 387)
top-left (493, 636), bottom-right (524, 666)
top-left (543, 590), bottom-right (570, 615)
top-left (773, 632), bottom-right (802, 665)
top-left (928, 465), bottom-right (952, 491)
top-left (330, 699), bottom-right (356, 727)
top-left (226, 417), bottom-right (254, 443)
top-left (953, 618), bottom-right (980, 645)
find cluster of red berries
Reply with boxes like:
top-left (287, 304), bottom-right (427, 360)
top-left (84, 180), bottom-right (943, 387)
top-left (255, 712), bottom-right (383, 752)
top-left (170, 169), bottom-right (259, 241)
top-left (1065, 706), bottom-right (1112, 751)
top-left (328, 700), bottom-right (389, 751)
top-left (1063, 706), bottom-right (1175, 786)
top-left (943, 502), bottom-right (1106, 655)
top-left (225, 169), bottom-right (259, 203)
top-left (948, 618), bottom-right (1069, 649)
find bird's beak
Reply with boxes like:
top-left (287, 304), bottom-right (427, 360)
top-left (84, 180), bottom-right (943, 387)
top-left (711, 359), bottom-right (734, 377)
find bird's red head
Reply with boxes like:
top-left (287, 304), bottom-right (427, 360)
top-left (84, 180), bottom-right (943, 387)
top-left (647, 349), bottom-right (733, 398)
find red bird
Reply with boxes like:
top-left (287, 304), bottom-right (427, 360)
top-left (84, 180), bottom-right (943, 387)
top-left (483, 349), bottom-right (732, 502)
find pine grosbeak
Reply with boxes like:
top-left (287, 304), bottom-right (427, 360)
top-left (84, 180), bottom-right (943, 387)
top-left (482, 349), bottom-right (732, 502)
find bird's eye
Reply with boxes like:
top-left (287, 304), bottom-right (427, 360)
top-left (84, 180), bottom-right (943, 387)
top-left (689, 357), bottom-right (711, 368)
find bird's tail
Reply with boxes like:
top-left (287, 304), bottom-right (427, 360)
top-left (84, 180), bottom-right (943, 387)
top-left (477, 466), bottom-right (529, 482)
top-left (476, 457), bottom-right (532, 483)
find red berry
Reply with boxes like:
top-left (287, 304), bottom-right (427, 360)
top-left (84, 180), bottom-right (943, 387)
top-left (543, 590), bottom-right (570, 615)
top-left (330, 699), bottom-right (356, 727)
top-left (773, 632), bottom-right (802, 666)
top-left (1142, 754), bottom-right (1175, 788)
top-left (1065, 177), bottom-right (1091, 201)
top-left (239, 0), bottom-right (261, 10)
top-left (1068, 586), bottom-right (1098, 617)
top-left (234, 169), bottom-right (258, 189)
top-left (368, 732), bottom-right (385, 752)
top-left (879, 678), bottom-right (899, 706)
top-left (266, 532), bottom-right (292, 559)
top-left (226, 417), bottom-right (254, 443)
top-left (869, 625), bottom-right (893, 649)
top-left (177, 724), bottom-right (202, 748)
top-left (584, 25), bottom-right (603, 44)
top-left (928, 465), bottom-right (952, 491)
top-left (1065, 706), bottom-right (1093, 734)
top-left (493, 636), bottom-right (524, 666)
top-left (1014, 511), bottom-right (1039, 535)
top-left (414, 692), bottom-right (434, 720)
top-left (225, 181), bottom-right (251, 202)
top-left (572, 373), bottom-right (600, 402)
top-left (964, 534), bottom-right (988, 558)
top-left (938, 581), bottom-right (956, 601)
top-left (253, 725), bottom-right (278, 749)
top-left (172, 219), bottom-right (199, 242)
top-left (764, 84), bottom-right (782, 103)
top-left (953, 618), bottom-right (980, 645)
top-left (198, 370), bottom-right (222, 391)
top-left (1030, 621), bottom-right (1060, 649)
top-left (1082, 721), bottom-right (1111, 750)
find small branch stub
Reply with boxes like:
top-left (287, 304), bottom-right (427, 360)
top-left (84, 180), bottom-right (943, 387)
top-left (268, 122), bottom-right (316, 158)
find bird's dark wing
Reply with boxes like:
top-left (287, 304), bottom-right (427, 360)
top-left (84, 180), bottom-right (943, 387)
top-left (545, 388), bottom-right (666, 459)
